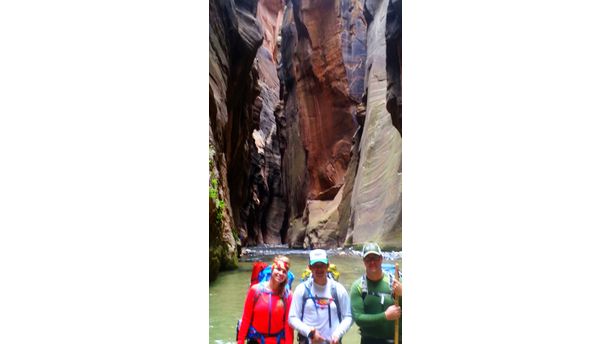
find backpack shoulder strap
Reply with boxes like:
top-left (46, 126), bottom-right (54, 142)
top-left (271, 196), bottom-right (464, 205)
top-left (361, 274), bottom-right (396, 299)
top-left (280, 289), bottom-right (289, 334)
top-left (300, 278), bottom-right (314, 321)
top-left (331, 280), bottom-right (342, 322)
top-left (248, 284), bottom-right (265, 328)
top-left (252, 283), bottom-right (264, 306)
top-left (360, 274), bottom-right (367, 300)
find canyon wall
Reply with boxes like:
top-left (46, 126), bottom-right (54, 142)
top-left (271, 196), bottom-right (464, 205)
top-left (285, 0), bottom-right (358, 201)
top-left (345, 0), bottom-right (402, 248)
top-left (282, 0), bottom-right (367, 248)
top-left (209, 0), bottom-right (288, 280)
top-left (386, 0), bottom-right (402, 134)
top-left (209, 0), bottom-right (263, 280)
top-left (209, 0), bottom-right (402, 276)
top-left (238, 0), bottom-right (286, 246)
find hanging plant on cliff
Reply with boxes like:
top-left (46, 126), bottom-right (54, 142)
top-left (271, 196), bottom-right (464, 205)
top-left (209, 145), bottom-right (225, 225)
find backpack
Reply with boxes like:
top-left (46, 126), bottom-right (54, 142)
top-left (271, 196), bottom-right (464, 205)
top-left (239, 282), bottom-right (289, 343)
top-left (236, 262), bottom-right (294, 342)
top-left (300, 263), bottom-right (340, 281)
top-left (257, 263), bottom-right (295, 291)
top-left (250, 261), bottom-right (268, 287)
top-left (299, 268), bottom-right (343, 328)
top-left (360, 263), bottom-right (401, 301)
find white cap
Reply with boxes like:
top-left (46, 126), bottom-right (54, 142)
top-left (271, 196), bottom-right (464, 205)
top-left (309, 249), bottom-right (328, 265)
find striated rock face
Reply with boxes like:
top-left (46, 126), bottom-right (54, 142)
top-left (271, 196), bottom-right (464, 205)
top-left (385, 0), bottom-right (401, 134)
top-left (257, 0), bottom-right (284, 61)
top-left (280, 0), bottom-right (403, 249)
top-left (336, 0), bottom-right (367, 245)
top-left (280, 0), bottom-right (368, 248)
top-left (346, 0), bottom-right (402, 248)
top-left (209, 0), bottom-right (263, 280)
top-left (278, 2), bottom-right (309, 234)
top-left (209, 0), bottom-right (401, 253)
top-left (240, 0), bottom-right (287, 245)
top-left (303, 185), bottom-right (346, 248)
top-left (210, 0), bottom-right (288, 252)
top-left (341, 0), bottom-right (368, 103)
top-left (285, 0), bottom-right (358, 201)
top-left (336, 126), bottom-right (362, 246)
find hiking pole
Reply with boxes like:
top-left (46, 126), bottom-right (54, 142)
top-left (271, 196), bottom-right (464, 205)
top-left (394, 262), bottom-right (400, 344)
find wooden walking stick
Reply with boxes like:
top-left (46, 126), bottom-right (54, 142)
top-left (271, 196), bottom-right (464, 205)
top-left (394, 262), bottom-right (400, 344)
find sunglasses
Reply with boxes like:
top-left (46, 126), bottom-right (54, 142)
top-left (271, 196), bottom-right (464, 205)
top-left (363, 256), bottom-right (382, 263)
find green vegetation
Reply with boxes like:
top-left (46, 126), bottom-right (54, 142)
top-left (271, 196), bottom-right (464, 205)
top-left (209, 178), bottom-right (218, 199)
top-left (209, 146), bottom-right (225, 225)
top-left (208, 144), bottom-right (239, 281)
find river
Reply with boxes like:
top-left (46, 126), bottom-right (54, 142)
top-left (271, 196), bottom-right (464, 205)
top-left (209, 247), bottom-right (402, 344)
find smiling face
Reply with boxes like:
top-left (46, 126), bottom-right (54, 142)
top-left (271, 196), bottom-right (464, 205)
top-left (271, 262), bottom-right (288, 284)
top-left (363, 253), bottom-right (383, 278)
top-left (309, 262), bottom-right (329, 284)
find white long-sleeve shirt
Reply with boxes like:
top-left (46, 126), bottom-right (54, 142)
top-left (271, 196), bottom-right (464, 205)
top-left (289, 279), bottom-right (353, 342)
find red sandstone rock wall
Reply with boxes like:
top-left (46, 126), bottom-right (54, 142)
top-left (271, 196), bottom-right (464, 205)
top-left (209, 0), bottom-right (401, 252)
top-left (282, 0), bottom-right (370, 248)
top-left (286, 0), bottom-right (358, 200)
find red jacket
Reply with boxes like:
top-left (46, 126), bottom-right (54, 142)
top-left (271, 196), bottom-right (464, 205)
top-left (237, 283), bottom-right (294, 344)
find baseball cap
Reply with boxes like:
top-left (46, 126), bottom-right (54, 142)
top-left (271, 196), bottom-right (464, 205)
top-left (361, 242), bottom-right (383, 257)
top-left (309, 249), bottom-right (329, 265)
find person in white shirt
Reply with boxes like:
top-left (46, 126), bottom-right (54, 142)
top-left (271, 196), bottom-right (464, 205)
top-left (289, 249), bottom-right (353, 344)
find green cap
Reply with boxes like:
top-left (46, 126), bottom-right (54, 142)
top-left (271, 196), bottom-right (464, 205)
top-left (361, 242), bottom-right (382, 257)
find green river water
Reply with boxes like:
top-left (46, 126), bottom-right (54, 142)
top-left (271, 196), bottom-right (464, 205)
top-left (209, 248), bottom-right (402, 344)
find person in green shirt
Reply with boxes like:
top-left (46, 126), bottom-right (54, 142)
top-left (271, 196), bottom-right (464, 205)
top-left (349, 242), bottom-right (402, 344)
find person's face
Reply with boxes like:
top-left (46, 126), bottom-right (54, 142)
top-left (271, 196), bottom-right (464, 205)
top-left (363, 254), bottom-right (383, 273)
top-left (309, 262), bottom-right (329, 280)
top-left (272, 263), bottom-right (288, 284)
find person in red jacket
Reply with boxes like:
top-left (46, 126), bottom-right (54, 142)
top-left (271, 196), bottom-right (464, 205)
top-left (238, 255), bottom-right (294, 344)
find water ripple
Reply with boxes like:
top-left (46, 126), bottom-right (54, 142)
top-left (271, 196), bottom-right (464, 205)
top-left (241, 245), bottom-right (402, 261)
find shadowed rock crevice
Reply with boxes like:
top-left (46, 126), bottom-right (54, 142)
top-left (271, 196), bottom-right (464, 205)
top-left (385, 0), bottom-right (401, 134)
top-left (210, 0), bottom-right (402, 274)
top-left (209, 0), bottom-right (263, 280)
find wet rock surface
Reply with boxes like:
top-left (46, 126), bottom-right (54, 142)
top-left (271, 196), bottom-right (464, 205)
top-left (209, 0), bottom-right (263, 280)
top-left (210, 0), bottom-right (402, 272)
top-left (279, 0), bottom-right (366, 249)
top-left (347, 0), bottom-right (402, 247)
top-left (284, 0), bottom-right (358, 201)
top-left (241, 0), bottom-right (286, 246)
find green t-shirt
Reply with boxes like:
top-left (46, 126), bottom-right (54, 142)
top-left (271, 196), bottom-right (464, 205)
top-left (349, 274), bottom-right (402, 339)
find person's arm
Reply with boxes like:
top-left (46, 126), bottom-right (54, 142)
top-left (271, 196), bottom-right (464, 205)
top-left (283, 292), bottom-right (294, 344)
top-left (349, 281), bottom-right (387, 327)
top-left (288, 284), bottom-right (312, 337)
top-left (331, 284), bottom-right (353, 340)
top-left (237, 286), bottom-right (257, 344)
